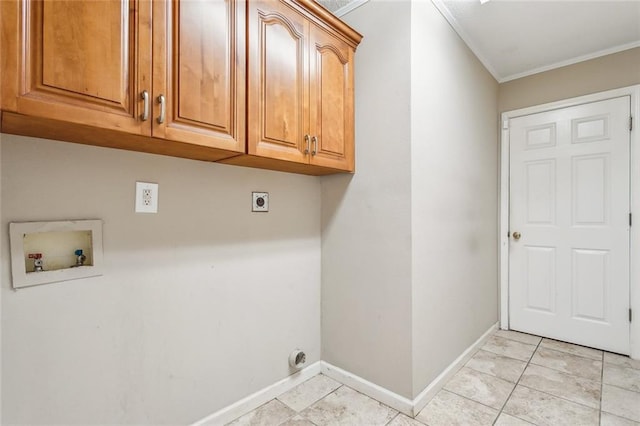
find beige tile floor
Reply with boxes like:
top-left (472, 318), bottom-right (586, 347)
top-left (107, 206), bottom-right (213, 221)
top-left (227, 330), bottom-right (640, 425)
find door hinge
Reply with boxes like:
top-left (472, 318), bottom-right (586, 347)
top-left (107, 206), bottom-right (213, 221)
top-left (631, 116), bottom-right (633, 131)
top-left (502, 119), bottom-right (509, 130)
top-left (630, 308), bottom-right (633, 323)
top-left (630, 213), bottom-right (633, 227)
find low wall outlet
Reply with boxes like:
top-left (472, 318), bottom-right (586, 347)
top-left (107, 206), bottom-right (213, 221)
top-left (252, 192), bottom-right (269, 212)
top-left (136, 182), bottom-right (159, 213)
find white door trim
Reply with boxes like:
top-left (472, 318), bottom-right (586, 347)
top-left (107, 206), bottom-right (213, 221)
top-left (500, 85), bottom-right (640, 359)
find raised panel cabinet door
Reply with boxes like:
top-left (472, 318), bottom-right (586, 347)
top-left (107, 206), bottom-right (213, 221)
top-left (153, 0), bottom-right (244, 152)
top-left (247, 0), bottom-right (309, 163)
top-left (308, 24), bottom-right (354, 171)
top-left (3, 0), bottom-right (152, 135)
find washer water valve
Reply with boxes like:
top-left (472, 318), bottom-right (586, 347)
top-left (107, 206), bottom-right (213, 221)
top-left (28, 253), bottom-right (44, 272)
top-left (72, 249), bottom-right (87, 268)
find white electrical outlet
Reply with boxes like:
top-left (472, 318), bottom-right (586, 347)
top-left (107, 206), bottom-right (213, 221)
top-left (136, 182), bottom-right (159, 213)
top-left (252, 192), bottom-right (269, 212)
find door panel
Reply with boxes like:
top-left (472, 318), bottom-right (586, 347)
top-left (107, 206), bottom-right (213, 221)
top-left (525, 123), bottom-right (556, 150)
top-left (178, 0), bottom-right (229, 127)
top-left (154, 0), bottom-right (244, 152)
top-left (525, 246), bottom-right (556, 313)
top-left (509, 96), bottom-right (631, 354)
top-left (572, 248), bottom-right (609, 322)
top-left (309, 24), bottom-right (354, 171)
top-left (525, 160), bottom-right (556, 224)
top-left (263, 23), bottom-right (301, 144)
top-left (247, 0), bottom-right (308, 163)
top-left (572, 114), bottom-right (609, 144)
top-left (572, 154), bottom-right (608, 225)
top-left (15, 0), bottom-right (150, 134)
top-left (42, 2), bottom-right (125, 103)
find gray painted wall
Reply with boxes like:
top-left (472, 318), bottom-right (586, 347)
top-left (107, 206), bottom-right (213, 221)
top-left (410, 0), bottom-right (499, 396)
top-left (8, 0), bottom-right (618, 419)
top-left (322, 0), bottom-right (499, 399)
top-left (1, 135), bottom-right (321, 424)
top-left (499, 47), bottom-right (640, 112)
top-left (321, 0), bottom-right (414, 398)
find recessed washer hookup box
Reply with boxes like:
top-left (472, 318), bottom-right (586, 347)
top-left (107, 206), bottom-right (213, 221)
top-left (9, 220), bottom-right (104, 289)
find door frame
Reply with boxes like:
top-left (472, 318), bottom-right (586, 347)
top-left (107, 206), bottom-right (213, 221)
top-left (499, 85), bottom-right (640, 358)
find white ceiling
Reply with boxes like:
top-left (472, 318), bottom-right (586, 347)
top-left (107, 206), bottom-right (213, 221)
top-left (428, 0), bottom-right (640, 82)
top-left (324, 0), bottom-right (640, 83)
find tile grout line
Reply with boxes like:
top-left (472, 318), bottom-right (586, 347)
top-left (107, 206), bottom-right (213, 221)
top-left (515, 383), bottom-right (600, 411)
top-left (598, 361), bottom-right (640, 425)
top-left (599, 359), bottom-right (640, 394)
top-left (276, 379), bottom-right (345, 425)
top-left (508, 361), bottom-right (604, 410)
top-left (437, 333), bottom-right (524, 417)
top-left (383, 412), bottom-right (401, 426)
top-left (604, 382), bottom-right (640, 394)
top-left (313, 383), bottom-right (404, 424)
top-left (431, 331), bottom-right (542, 424)
top-left (414, 333), bottom-right (522, 422)
top-left (491, 339), bottom-right (606, 419)
top-left (599, 350), bottom-right (604, 426)
top-left (539, 338), bottom-right (604, 359)
top-left (491, 335), bottom-right (544, 426)
top-left (536, 342), bottom-right (604, 362)
top-left (600, 408), bottom-right (640, 424)
top-left (441, 388), bottom-right (505, 413)
top-left (527, 347), bottom-right (604, 382)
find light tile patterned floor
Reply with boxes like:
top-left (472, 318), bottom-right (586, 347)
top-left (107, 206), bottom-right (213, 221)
top-left (227, 330), bottom-right (640, 425)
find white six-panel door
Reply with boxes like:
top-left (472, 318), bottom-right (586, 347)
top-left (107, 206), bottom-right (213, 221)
top-left (509, 96), bottom-right (631, 354)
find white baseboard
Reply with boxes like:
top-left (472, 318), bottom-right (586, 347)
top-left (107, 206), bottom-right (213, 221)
top-left (191, 322), bottom-right (498, 424)
top-left (320, 361), bottom-right (414, 416)
top-left (322, 321), bottom-right (498, 417)
top-left (411, 322), bottom-right (498, 416)
top-left (192, 361), bottom-right (321, 426)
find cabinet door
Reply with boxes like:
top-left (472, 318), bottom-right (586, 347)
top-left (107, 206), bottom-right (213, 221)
top-left (2, 0), bottom-right (151, 135)
top-left (247, 0), bottom-right (309, 163)
top-left (153, 0), bottom-right (244, 152)
top-left (308, 24), bottom-right (355, 171)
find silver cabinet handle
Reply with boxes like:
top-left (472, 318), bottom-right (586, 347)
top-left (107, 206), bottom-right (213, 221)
top-left (311, 136), bottom-right (318, 156)
top-left (140, 90), bottom-right (149, 121)
top-left (304, 134), bottom-right (310, 155)
top-left (157, 94), bottom-right (166, 124)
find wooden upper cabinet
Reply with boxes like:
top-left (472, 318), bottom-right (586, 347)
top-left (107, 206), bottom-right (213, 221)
top-left (153, 0), bottom-right (245, 152)
top-left (246, 0), bottom-right (361, 172)
top-left (1, 0), bottom-right (151, 135)
top-left (1, 0), bottom-right (361, 174)
top-left (308, 22), bottom-right (354, 171)
top-left (1, 0), bottom-right (245, 153)
top-left (248, 0), bottom-right (308, 163)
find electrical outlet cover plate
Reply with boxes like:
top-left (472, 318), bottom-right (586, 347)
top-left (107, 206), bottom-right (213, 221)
top-left (136, 182), bottom-right (159, 213)
top-left (252, 192), bottom-right (269, 212)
